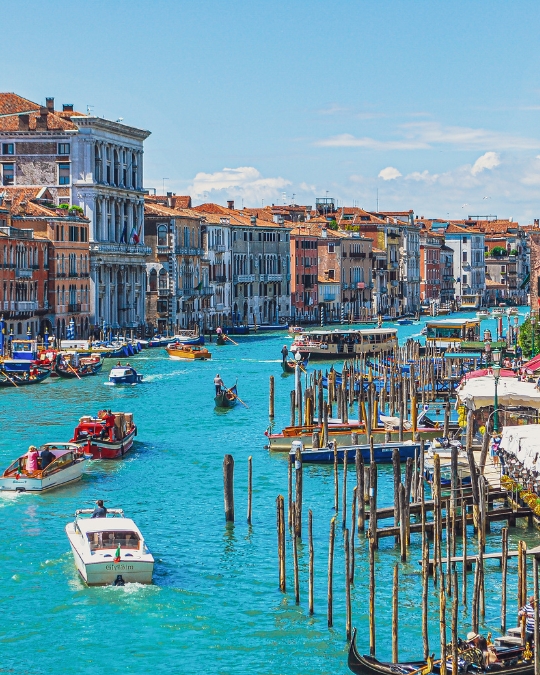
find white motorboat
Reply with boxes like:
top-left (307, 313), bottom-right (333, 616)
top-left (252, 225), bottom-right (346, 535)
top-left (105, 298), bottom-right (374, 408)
top-left (0, 443), bottom-right (90, 492)
top-left (65, 508), bottom-right (154, 586)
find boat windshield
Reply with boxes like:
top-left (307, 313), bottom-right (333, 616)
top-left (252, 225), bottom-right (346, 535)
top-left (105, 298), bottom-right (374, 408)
top-left (87, 531), bottom-right (140, 551)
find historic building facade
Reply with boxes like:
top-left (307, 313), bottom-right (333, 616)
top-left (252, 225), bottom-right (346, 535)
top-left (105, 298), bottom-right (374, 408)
top-left (0, 93), bottom-right (151, 335)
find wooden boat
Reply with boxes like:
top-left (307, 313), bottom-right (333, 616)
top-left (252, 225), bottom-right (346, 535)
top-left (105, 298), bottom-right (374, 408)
top-left (166, 344), bottom-right (212, 360)
top-left (54, 353), bottom-right (103, 378)
top-left (0, 443), bottom-right (90, 492)
top-left (171, 331), bottom-right (204, 346)
top-left (0, 365), bottom-right (51, 387)
top-left (348, 627), bottom-right (533, 675)
top-left (290, 327), bottom-right (397, 360)
top-left (290, 440), bottom-right (421, 464)
top-left (65, 508), bottom-right (154, 586)
top-left (70, 412), bottom-right (137, 459)
top-left (217, 333), bottom-right (227, 346)
top-left (281, 357), bottom-right (309, 374)
top-left (215, 383), bottom-right (238, 408)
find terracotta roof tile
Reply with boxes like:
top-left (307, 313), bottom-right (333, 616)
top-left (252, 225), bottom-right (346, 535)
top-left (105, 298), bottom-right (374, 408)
top-left (0, 94), bottom-right (81, 131)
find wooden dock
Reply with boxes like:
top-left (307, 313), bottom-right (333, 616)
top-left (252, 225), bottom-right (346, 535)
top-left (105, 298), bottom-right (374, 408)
top-left (419, 544), bottom-right (540, 575)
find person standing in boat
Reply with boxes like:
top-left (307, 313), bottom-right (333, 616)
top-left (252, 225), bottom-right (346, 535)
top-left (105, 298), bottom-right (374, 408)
top-left (281, 345), bottom-right (289, 362)
top-left (26, 446), bottom-right (39, 474)
top-left (214, 373), bottom-right (224, 395)
top-left (518, 596), bottom-right (536, 644)
top-left (104, 410), bottom-right (116, 441)
top-left (216, 326), bottom-right (222, 336)
top-left (91, 500), bottom-right (108, 518)
top-left (40, 446), bottom-right (56, 470)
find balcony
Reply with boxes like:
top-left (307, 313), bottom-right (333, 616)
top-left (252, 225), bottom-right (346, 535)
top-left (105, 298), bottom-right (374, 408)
top-left (234, 274), bottom-right (255, 283)
top-left (68, 303), bottom-right (81, 313)
top-left (200, 287), bottom-right (213, 296)
top-left (349, 252), bottom-right (366, 259)
top-left (158, 287), bottom-right (170, 297)
top-left (175, 246), bottom-right (204, 256)
top-left (69, 270), bottom-right (78, 278)
top-left (15, 268), bottom-right (33, 278)
top-left (89, 243), bottom-right (151, 256)
top-left (215, 275), bottom-right (227, 283)
top-left (208, 243), bottom-right (226, 252)
top-left (156, 245), bottom-right (169, 255)
top-left (2, 301), bottom-right (39, 312)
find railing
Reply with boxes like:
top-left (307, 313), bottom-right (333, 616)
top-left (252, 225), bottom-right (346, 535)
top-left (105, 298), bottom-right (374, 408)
top-left (158, 288), bottom-right (170, 296)
top-left (234, 274), bottom-right (255, 283)
top-left (15, 268), bottom-right (32, 278)
top-left (2, 301), bottom-right (39, 312)
top-left (200, 287), bottom-right (213, 296)
top-left (156, 245), bottom-right (169, 255)
top-left (69, 271), bottom-right (78, 278)
top-left (68, 303), bottom-right (81, 312)
top-left (175, 246), bottom-right (204, 256)
top-left (208, 244), bottom-right (226, 252)
top-left (89, 243), bottom-right (152, 255)
top-left (349, 252), bottom-right (366, 259)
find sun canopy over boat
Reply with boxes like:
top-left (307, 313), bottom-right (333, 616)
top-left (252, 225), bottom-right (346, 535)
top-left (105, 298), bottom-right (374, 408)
top-left (457, 375), bottom-right (540, 411)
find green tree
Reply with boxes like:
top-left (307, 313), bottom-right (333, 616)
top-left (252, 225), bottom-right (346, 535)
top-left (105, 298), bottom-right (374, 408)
top-left (327, 219), bottom-right (338, 231)
top-left (518, 317), bottom-right (540, 359)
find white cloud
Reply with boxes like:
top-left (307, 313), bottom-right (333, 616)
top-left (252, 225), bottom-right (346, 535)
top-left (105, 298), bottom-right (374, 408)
top-left (406, 170), bottom-right (439, 183)
top-left (317, 123), bottom-right (540, 151)
top-left (188, 166), bottom-right (291, 203)
top-left (378, 167), bottom-right (402, 181)
top-left (471, 151), bottom-right (501, 175)
top-left (299, 181), bottom-right (316, 192)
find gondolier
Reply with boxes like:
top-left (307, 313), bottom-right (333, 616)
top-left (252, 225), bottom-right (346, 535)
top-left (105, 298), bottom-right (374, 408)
top-left (281, 345), bottom-right (288, 362)
top-left (214, 374), bottom-right (224, 395)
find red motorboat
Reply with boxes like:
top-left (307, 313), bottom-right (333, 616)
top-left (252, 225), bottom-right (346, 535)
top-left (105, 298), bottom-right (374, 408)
top-left (70, 411), bottom-right (137, 459)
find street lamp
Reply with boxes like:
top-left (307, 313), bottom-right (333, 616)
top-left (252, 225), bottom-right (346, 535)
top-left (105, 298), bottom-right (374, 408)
top-left (492, 349), bottom-right (502, 434)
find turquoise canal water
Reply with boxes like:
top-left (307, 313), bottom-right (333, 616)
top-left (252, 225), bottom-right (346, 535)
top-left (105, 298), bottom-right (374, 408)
top-left (1, 309), bottom-right (537, 675)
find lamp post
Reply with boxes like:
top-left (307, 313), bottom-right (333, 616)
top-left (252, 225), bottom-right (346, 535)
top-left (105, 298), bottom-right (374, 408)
top-left (492, 349), bottom-right (502, 434)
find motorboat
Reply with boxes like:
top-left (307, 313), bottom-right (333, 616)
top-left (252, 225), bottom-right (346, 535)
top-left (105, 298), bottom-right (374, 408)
top-left (70, 412), bottom-right (137, 459)
top-left (396, 318), bottom-right (413, 325)
top-left (65, 508), bottom-right (154, 586)
top-left (477, 310), bottom-right (490, 320)
top-left (289, 439), bottom-right (422, 464)
top-left (108, 366), bottom-right (143, 385)
top-left (170, 331), bottom-right (204, 346)
top-left (0, 443), bottom-right (90, 492)
top-left (166, 344), bottom-right (212, 360)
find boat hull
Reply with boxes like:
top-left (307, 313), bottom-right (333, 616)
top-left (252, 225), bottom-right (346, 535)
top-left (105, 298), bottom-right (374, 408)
top-left (268, 428), bottom-right (440, 451)
top-left (0, 369), bottom-right (50, 386)
top-left (295, 442), bottom-right (421, 464)
top-left (0, 460), bottom-right (86, 492)
top-left (74, 428), bottom-right (137, 459)
top-left (108, 375), bottom-right (143, 384)
top-left (215, 385), bottom-right (238, 408)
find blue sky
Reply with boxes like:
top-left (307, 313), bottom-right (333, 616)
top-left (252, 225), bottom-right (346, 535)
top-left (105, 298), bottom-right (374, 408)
top-left (5, 1), bottom-right (540, 221)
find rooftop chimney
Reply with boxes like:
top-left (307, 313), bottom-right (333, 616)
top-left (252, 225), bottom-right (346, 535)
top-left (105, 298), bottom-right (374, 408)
top-left (227, 200), bottom-right (234, 210)
top-left (535, 219), bottom-right (539, 227)
top-left (250, 215), bottom-right (256, 226)
top-left (62, 103), bottom-right (73, 112)
top-left (36, 107), bottom-right (48, 130)
top-left (18, 114), bottom-right (30, 131)
top-left (45, 97), bottom-right (54, 112)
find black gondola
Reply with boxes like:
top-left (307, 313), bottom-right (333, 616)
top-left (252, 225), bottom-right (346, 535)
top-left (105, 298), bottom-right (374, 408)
top-left (217, 334), bottom-right (227, 346)
top-left (54, 354), bottom-right (103, 379)
top-left (214, 383), bottom-right (238, 408)
top-left (281, 356), bottom-right (309, 374)
top-left (0, 368), bottom-right (51, 387)
top-left (348, 628), bottom-right (532, 675)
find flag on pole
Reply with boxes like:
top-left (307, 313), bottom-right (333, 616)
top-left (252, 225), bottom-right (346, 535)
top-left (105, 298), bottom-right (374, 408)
top-left (196, 281), bottom-right (203, 291)
top-left (113, 545), bottom-right (121, 563)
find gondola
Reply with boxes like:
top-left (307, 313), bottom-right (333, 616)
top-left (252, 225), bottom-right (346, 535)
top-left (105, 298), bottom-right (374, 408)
top-left (54, 354), bottom-right (103, 378)
top-left (214, 384), bottom-right (238, 408)
top-left (217, 333), bottom-right (227, 346)
top-left (0, 368), bottom-right (51, 387)
top-left (348, 628), bottom-right (532, 675)
top-left (281, 356), bottom-right (309, 373)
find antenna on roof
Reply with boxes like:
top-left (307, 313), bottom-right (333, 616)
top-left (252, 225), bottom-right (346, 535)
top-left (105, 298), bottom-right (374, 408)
top-left (86, 105), bottom-right (94, 115)
top-left (376, 188), bottom-right (379, 212)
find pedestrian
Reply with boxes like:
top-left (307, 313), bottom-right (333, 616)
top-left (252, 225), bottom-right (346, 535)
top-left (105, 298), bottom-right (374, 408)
top-left (26, 446), bottom-right (39, 473)
top-left (214, 373), bottom-right (224, 395)
top-left (91, 500), bottom-right (108, 518)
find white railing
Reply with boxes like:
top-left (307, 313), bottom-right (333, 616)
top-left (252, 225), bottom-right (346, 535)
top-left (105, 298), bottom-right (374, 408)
top-left (89, 243), bottom-right (152, 255)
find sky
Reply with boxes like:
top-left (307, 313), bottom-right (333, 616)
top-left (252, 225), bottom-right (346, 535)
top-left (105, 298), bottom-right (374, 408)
top-left (4, 0), bottom-right (540, 222)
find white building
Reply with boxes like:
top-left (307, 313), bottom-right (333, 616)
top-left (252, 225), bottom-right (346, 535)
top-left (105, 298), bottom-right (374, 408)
top-left (0, 94), bottom-right (151, 334)
top-left (433, 222), bottom-right (485, 302)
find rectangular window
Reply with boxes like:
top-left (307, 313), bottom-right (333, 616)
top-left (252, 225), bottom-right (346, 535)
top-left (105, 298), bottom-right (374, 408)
top-left (328, 269), bottom-right (335, 280)
top-left (58, 163), bottom-right (70, 185)
top-left (463, 274), bottom-right (468, 284)
top-left (2, 163), bottom-right (14, 185)
top-left (328, 243), bottom-right (335, 253)
top-left (462, 251), bottom-right (467, 262)
top-left (58, 143), bottom-right (70, 155)
top-left (2, 143), bottom-right (14, 155)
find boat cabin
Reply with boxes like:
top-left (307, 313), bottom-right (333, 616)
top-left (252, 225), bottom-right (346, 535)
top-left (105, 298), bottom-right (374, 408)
top-left (11, 339), bottom-right (38, 361)
top-left (73, 511), bottom-right (146, 556)
top-left (2, 443), bottom-right (81, 478)
top-left (425, 318), bottom-right (481, 349)
top-left (291, 327), bottom-right (398, 359)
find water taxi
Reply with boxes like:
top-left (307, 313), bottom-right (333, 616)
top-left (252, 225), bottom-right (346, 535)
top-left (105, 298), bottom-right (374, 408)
top-left (290, 328), bottom-right (397, 360)
top-left (0, 443), bottom-right (89, 492)
top-left (65, 508), bottom-right (154, 586)
top-left (108, 366), bottom-right (143, 385)
top-left (424, 318), bottom-right (481, 350)
top-left (166, 344), bottom-right (212, 360)
top-left (70, 412), bottom-right (137, 459)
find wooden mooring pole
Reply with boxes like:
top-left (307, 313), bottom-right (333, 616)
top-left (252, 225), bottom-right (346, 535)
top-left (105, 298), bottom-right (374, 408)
top-left (308, 509), bottom-right (314, 615)
top-left (276, 495), bottom-right (286, 592)
top-left (223, 454), bottom-right (234, 522)
top-left (328, 517), bottom-right (336, 628)
top-left (247, 456), bottom-right (252, 525)
top-left (392, 564), bottom-right (399, 662)
top-left (269, 375), bottom-right (275, 418)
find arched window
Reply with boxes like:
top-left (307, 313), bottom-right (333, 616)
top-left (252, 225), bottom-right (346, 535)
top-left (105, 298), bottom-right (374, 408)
top-left (149, 269), bottom-right (157, 291)
top-left (157, 225), bottom-right (167, 247)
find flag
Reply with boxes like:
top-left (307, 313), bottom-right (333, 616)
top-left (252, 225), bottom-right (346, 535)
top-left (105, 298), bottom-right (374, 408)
top-left (114, 545), bottom-right (121, 563)
top-left (196, 281), bottom-right (203, 290)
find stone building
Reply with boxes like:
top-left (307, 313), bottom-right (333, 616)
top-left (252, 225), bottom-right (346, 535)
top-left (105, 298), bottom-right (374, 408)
top-left (144, 198), bottom-right (210, 333)
top-left (0, 93), bottom-right (151, 335)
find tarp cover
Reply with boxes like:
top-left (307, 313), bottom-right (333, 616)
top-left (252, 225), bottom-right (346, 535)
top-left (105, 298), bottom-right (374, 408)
top-left (457, 375), bottom-right (540, 411)
top-left (499, 425), bottom-right (540, 472)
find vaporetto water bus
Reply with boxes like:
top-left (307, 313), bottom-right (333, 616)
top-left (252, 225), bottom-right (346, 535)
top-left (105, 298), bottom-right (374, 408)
top-left (290, 327), bottom-right (398, 360)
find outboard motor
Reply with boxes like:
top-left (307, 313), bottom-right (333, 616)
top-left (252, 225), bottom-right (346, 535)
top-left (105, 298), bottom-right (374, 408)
top-left (112, 575), bottom-right (125, 586)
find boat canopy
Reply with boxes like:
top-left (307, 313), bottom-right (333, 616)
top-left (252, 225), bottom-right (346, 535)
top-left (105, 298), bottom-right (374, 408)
top-left (110, 368), bottom-right (133, 377)
top-left (76, 517), bottom-right (139, 534)
top-left (443, 352), bottom-right (483, 359)
top-left (499, 425), bottom-right (540, 472)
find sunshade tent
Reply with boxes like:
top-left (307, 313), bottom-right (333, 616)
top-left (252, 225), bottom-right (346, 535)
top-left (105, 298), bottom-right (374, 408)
top-left (457, 375), bottom-right (540, 411)
top-left (499, 425), bottom-right (540, 472)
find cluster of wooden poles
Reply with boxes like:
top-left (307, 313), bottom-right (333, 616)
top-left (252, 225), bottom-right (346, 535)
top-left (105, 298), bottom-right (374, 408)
top-left (269, 342), bottom-right (454, 439)
top-left (272, 441), bottom-right (540, 670)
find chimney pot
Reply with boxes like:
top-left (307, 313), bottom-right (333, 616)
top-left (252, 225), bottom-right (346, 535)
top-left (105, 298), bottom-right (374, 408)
top-left (45, 97), bottom-right (54, 112)
top-left (62, 103), bottom-right (73, 112)
top-left (227, 200), bottom-right (234, 210)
